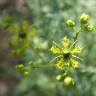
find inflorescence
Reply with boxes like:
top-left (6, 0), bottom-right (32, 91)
top-left (16, 13), bottom-right (95, 86)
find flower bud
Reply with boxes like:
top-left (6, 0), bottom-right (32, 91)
top-left (64, 76), bottom-right (74, 86)
top-left (24, 71), bottom-right (30, 77)
top-left (80, 13), bottom-right (89, 23)
top-left (66, 19), bottom-right (75, 27)
top-left (56, 75), bottom-right (64, 81)
top-left (16, 64), bottom-right (24, 72)
top-left (87, 24), bottom-right (95, 32)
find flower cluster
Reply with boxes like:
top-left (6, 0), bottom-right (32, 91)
top-left (50, 36), bottom-right (82, 86)
top-left (50, 13), bottom-right (95, 86)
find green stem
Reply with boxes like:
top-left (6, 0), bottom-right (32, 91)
top-left (30, 64), bottom-right (56, 69)
top-left (73, 27), bottom-right (82, 45)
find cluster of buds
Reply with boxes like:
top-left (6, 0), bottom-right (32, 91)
top-left (16, 63), bottom-right (31, 77)
top-left (56, 74), bottom-right (74, 86)
top-left (66, 13), bottom-right (95, 32)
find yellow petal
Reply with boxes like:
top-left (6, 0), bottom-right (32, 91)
top-left (50, 45), bottom-right (61, 54)
top-left (55, 59), bottom-right (64, 69)
top-left (72, 46), bottom-right (82, 53)
top-left (62, 37), bottom-right (70, 47)
top-left (70, 59), bottom-right (79, 69)
top-left (11, 23), bottom-right (19, 33)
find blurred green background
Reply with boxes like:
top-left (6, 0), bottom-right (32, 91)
top-left (0, 0), bottom-right (96, 96)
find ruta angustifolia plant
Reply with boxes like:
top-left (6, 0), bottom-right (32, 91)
top-left (16, 13), bottom-right (95, 86)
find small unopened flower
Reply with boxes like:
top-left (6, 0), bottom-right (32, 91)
top-left (64, 76), bottom-right (74, 86)
top-left (66, 19), bottom-right (75, 27)
top-left (87, 24), bottom-right (95, 32)
top-left (56, 74), bottom-right (64, 81)
top-left (16, 64), bottom-right (24, 72)
top-left (24, 71), bottom-right (30, 77)
top-left (80, 13), bottom-right (89, 23)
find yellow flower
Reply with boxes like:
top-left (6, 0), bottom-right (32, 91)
top-left (50, 36), bottom-right (82, 70)
top-left (10, 20), bottom-right (37, 48)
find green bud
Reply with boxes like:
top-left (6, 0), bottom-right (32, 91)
top-left (16, 64), bottom-right (24, 72)
top-left (56, 75), bottom-right (64, 81)
top-left (66, 19), bottom-right (75, 27)
top-left (87, 24), bottom-right (95, 32)
top-left (24, 71), bottom-right (30, 77)
top-left (64, 76), bottom-right (74, 86)
top-left (80, 13), bottom-right (89, 23)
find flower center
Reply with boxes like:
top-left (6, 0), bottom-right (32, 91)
top-left (63, 53), bottom-right (70, 59)
top-left (18, 32), bottom-right (27, 39)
